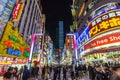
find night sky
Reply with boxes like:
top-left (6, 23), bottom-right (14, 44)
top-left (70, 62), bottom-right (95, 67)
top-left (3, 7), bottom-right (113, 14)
top-left (41, 0), bottom-right (73, 49)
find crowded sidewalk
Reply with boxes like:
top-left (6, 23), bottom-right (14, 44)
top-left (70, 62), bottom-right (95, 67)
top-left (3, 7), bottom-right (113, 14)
top-left (2, 62), bottom-right (120, 80)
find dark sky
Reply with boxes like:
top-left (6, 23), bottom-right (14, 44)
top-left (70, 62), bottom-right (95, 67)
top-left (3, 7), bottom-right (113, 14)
top-left (41, 0), bottom-right (73, 49)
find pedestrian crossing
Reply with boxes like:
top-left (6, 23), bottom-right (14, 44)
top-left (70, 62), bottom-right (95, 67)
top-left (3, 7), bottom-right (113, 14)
top-left (29, 77), bottom-right (90, 80)
top-left (28, 67), bottom-right (91, 80)
top-left (28, 72), bottom-right (90, 80)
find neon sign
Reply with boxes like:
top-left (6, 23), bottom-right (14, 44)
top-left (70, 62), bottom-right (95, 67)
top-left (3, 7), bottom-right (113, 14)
top-left (89, 3), bottom-right (118, 21)
top-left (66, 35), bottom-right (74, 49)
top-left (12, 2), bottom-right (24, 22)
top-left (12, 2), bottom-right (21, 18)
top-left (77, 27), bottom-right (90, 46)
top-left (7, 48), bottom-right (21, 56)
top-left (89, 10), bottom-right (120, 38)
top-left (84, 32), bottom-right (120, 50)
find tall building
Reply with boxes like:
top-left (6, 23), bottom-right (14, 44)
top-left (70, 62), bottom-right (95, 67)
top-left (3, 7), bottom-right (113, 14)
top-left (0, 0), bottom-right (43, 66)
top-left (17, 0), bottom-right (43, 42)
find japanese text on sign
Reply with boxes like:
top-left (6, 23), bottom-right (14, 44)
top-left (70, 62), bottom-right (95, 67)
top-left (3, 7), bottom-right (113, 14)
top-left (88, 10), bottom-right (120, 38)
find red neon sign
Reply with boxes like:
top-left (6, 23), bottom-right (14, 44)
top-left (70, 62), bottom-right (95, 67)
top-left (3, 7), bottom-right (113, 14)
top-left (84, 32), bottom-right (120, 50)
top-left (12, 2), bottom-right (21, 19)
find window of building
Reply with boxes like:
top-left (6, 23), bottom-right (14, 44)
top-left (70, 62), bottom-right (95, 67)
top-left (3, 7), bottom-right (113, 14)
top-left (22, 0), bottom-right (32, 35)
top-left (34, 23), bottom-right (37, 33)
top-left (18, 0), bottom-right (27, 31)
top-left (31, 5), bottom-right (37, 34)
top-left (26, 0), bottom-right (35, 35)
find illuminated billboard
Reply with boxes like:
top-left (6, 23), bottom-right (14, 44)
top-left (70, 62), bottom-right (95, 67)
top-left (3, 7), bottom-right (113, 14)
top-left (89, 2), bottom-right (119, 21)
top-left (88, 10), bottom-right (120, 38)
top-left (12, 2), bottom-right (24, 22)
top-left (84, 32), bottom-right (120, 50)
top-left (77, 26), bottom-right (90, 47)
top-left (66, 34), bottom-right (74, 49)
top-left (12, 2), bottom-right (22, 19)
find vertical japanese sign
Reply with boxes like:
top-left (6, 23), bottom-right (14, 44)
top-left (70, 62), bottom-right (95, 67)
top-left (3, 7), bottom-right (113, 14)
top-left (12, 2), bottom-right (21, 19)
top-left (12, 2), bottom-right (24, 22)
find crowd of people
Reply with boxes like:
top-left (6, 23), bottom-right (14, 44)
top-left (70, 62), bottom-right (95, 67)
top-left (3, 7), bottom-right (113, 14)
top-left (3, 65), bottom-right (29, 80)
top-left (2, 61), bottom-right (120, 80)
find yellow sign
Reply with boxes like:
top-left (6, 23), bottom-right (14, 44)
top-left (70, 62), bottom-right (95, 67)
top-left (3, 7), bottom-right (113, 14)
top-left (0, 21), bottom-right (30, 59)
top-left (89, 17), bottom-right (120, 38)
top-left (0, 62), bottom-right (11, 65)
top-left (88, 10), bottom-right (120, 38)
top-left (73, 21), bottom-right (78, 30)
top-left (71, 9), bottom-right (76, 16)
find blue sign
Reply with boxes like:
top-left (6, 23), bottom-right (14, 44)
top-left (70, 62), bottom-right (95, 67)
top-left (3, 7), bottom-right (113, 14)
top-left (77, 26), bottom-right (90, 46)
top-left (7, 48), bottom-right (21, 56)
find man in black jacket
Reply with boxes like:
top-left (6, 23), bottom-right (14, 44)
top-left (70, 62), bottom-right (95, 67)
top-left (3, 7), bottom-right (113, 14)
top-left (22, 65), bottom-right (30, 80)
top-left (31, 62), bottom-right (39, 78)
top-left (63, 66), bottom-right (67, 80)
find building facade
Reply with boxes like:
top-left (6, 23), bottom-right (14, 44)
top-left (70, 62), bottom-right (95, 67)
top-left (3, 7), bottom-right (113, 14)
top-left (17, 0), bottom-right (43, 42)
top-left (75, 0), bottom-right (120, 61)
top-left (0, 0), bottom-right (43, 63)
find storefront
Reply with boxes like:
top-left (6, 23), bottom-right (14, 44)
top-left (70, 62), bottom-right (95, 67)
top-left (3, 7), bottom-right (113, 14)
top-left (77, 2), bottom-right (120, 62)
top-left (0, 21), bottom-right (30, 76)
